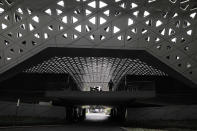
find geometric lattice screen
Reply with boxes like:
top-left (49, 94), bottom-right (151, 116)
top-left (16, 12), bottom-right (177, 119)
top-left (0, 0), bottom-right (197, 85)
top-left (24, 57), bottom-right (167, 90)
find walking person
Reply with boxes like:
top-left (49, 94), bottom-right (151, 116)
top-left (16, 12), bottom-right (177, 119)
top-left (108, 79), bottom-right (114, 91)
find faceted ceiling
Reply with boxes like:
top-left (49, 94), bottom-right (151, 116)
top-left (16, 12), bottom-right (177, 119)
top-left (24, 57), bottom-right (167, 90)
top-left (0, 0), bottom-right (196, 86)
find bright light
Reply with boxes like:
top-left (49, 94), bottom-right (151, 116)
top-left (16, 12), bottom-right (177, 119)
top-left (86, 106), bottom-right (111, 121)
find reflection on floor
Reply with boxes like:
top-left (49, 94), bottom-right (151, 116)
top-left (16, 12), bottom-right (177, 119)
top-left (85, 113), bottom-right (110, 121)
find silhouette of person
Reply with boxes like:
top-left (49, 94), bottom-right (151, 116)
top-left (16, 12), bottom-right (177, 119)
top-left (108, 79), bottom-right (114, 91)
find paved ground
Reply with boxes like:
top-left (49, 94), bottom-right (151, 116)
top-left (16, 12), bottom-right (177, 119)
top-left (0, 113), bottom-right (196, 131)
top-left (0, 121), bottom-right (124, 131)
top-left (0, 125), bottom-right (124, 131)
top-left (0, 122), bottom-right (196, 131)
top-left (0, 113), bottom-right (124, 131)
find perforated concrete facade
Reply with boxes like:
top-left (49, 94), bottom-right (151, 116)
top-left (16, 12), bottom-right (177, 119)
top-left (0, 0), bottom-right (196, 85)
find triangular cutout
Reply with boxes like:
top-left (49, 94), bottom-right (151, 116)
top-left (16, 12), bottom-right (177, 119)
top-left (145, 20), bottom-right (152, 26)
top-left (75, 25), bottom-right (82, 32)
top-left (17, 32), bottom-right (23, 38)
top-left (127, 36), bottom-right (132, 41)
top-left (100, 17), bottom-right (106, 25)
top-left (16, 8), bottom-right (23, 14)
top-left (44, 33), bottom-right (49, 39)
top-left (128, 18), bottom-right (134, 26)
top-left (183, 20), bottom-right (191, 28)
top-left (131, 3), bottom-right (138, 9)
top-left (155, 37), bottom-right (160, 42)
top-left (27, 8), bottom-right (32, 15)
top-left (103, 10), bottom-right (110, 16)
top-left (89, 17), bottom-right (96, 24)
top-left (175, 21), bottom-right (180, 28)
top-left (120, 3), bottom-right (126, 9)
top-left (85, 9), bottom-right (92, 16)
top-left (187, 30), bottom-right (192, 35)
top-left (145, 36), bottom-right (150, 42)
top-left (131, 28), bottom-right (137, 34)
top-left (104, 26), bottom-right (110, 32)
top-left (159, 28), bottom-right (166, 35)
top-left (99, 1), bottom-right (107, 8)
top-left (45, 9), bottom-right (52, 15)
top-left (113, 26), bottom-right (120, 33)
top-left (62, 33), bottom-right (68, 39)
top-left (32, 16), bottom-right (39, 23)
top-left (1, 23), bottom-right (7, 29)
top-left (190, 12), bottom-right (196, 19)
top-left (29, 23), bottom-right (35, 31)
top-left (168, 28), bottom-right (175, 36)
top-left (57, 0), bottom-right (64, 7)
top-left (59, 26), bottom-right (64, 30)
top-left (172, 13), bottom-right (178, 18)
top-left (117, 35), bottom-right (123, 40)
top-left (61, 16), bottom-right (67, 23)
top-left (100, 35), bottom-right (106, 40)
top-left (0, 7), bottom-right (5, 14)
top-left (72, 16), bottom-right (78, 23)
top-left (144, 11), bottom-right (150, 17)
top-left (171, 37), bottom-right (177, 43)
top-left (156, 20), bottom-right (163, 27)
top-left (6, 57), bottom-right (12, 61)
top-left (48, 25), bottom-right (53, 31)
top-left (133, 11), bottom-right (139, 17)
top-left (20, 24), bottom-right (26, 30)
top-left (90, 34), bottom-right (95, 40)
top-left (72, 34), bottom-right (78, 39)
top-left (4, 15), bottom-right (10, 21)
top-left (56, 9), bottom-right (63, 15)
top-left (88, 1), bottom-right (96, 8)
top-left (34, 33), bottom-right (41, 38)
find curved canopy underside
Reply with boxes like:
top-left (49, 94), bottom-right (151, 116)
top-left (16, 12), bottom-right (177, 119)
top-left (24, 56), bottom-right (167, 90)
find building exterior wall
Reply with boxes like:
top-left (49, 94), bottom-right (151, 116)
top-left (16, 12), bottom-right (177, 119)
top-left (0, 101), bottom-right (65, 119)
top-left (127, 106), bottom-right (197, 121)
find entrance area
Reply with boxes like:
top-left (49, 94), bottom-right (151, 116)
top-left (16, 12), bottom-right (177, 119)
top-left (85, 106), bottom-right (111, 121)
